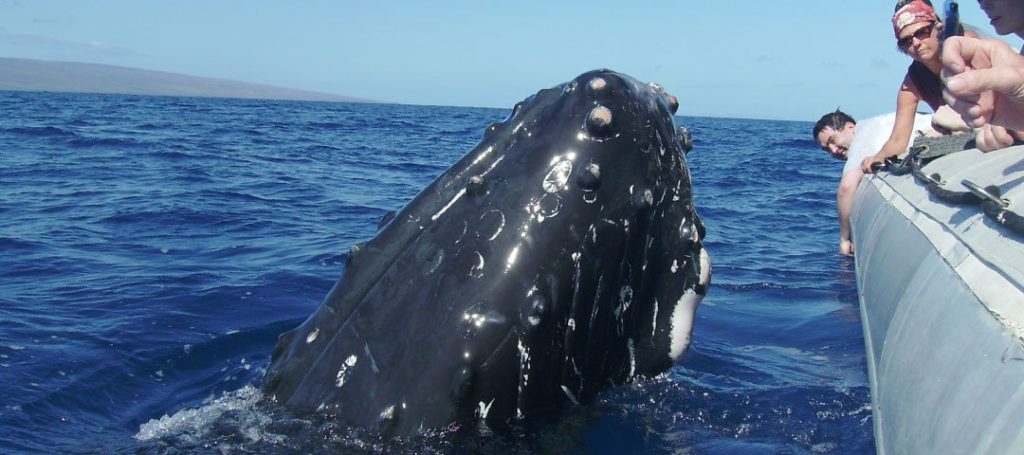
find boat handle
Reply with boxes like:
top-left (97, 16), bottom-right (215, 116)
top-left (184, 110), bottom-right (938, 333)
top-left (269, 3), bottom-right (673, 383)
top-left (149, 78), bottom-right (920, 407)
top-left (961, 179), bottom-right (1010, 208)
top-left (914, 170), bottom-right (945, 186)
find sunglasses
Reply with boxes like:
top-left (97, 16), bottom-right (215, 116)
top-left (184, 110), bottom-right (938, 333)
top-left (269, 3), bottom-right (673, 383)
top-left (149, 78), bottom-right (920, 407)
top-left (897, 23), bottom-right (936, 49)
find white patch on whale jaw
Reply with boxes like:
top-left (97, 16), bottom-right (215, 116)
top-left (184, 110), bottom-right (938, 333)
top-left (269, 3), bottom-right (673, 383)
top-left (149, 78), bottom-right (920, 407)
top-left (431, 188), bottom-right (467, 221)
top-left (668, 290), bottom-right (700, 360)
top-left (380, 404), bottom-right (396, 421)
top-left (515, 338), bottom-right (531, 420)
top-left (476, 399), bottom-right (495, 419)
top-left (335, 354), bottom-right (359, 388)
top-left (668, 248), bottom-right (711, 360)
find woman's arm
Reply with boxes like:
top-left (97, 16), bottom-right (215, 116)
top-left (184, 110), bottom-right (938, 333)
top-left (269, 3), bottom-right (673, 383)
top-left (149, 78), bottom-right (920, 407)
top-left (862, 75), bottom-right (922, 173)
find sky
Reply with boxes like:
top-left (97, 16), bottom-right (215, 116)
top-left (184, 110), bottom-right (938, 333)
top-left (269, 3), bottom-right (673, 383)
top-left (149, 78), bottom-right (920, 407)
top-left (1, 1), bottom-right (1021, 122)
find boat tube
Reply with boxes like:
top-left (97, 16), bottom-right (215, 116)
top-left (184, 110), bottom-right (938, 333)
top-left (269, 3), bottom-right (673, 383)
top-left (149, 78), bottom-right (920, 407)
top-left (852, 143), bottom-right (1024, 454)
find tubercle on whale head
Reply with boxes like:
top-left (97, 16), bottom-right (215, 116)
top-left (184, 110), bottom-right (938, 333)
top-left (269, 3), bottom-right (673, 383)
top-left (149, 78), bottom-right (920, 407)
top-left (465, 70), bottom-right (697, 251)
top-left (645, 82), bottom-right (679, 115)
top-left (482, 70), bottom-right (684, 151)
top-left (455, 74), bottom-right (673, 212)
top-left (472, 69), bottom-right (706, 358)
top-left (572, 71), bottom-right (688, 160)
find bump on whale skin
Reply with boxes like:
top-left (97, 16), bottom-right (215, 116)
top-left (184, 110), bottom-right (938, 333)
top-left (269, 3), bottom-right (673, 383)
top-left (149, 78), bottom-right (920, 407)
top-left (263, 69), bottom-right (711, 435)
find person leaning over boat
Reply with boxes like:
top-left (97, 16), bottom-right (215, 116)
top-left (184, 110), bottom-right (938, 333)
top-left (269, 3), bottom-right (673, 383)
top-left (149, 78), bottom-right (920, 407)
top-left (814, 110), bottom-right (934, 256)
top-left (862, 0), bottom-right (974, 174)
top-left (941, 0), bottom-right (1024, 150)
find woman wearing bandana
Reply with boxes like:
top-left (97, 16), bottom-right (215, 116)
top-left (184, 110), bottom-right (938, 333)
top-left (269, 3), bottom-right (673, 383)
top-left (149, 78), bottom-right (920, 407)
top-left (862, 0), bottom-right (974, 173)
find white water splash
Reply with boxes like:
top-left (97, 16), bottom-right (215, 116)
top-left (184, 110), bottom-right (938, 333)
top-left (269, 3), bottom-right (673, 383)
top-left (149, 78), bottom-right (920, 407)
top-left (134, 385), bottom-right (280, 444)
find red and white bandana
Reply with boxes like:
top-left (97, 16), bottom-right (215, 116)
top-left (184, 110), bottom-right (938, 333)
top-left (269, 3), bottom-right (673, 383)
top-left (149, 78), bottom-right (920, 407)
top-left (892, 0), bottom-right (938, 37)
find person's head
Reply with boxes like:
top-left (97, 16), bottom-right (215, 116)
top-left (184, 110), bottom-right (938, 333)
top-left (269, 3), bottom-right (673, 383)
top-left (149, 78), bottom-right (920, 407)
top-left (893, 0), bottom-right (942, 63)
top-left (813, 110), bottom-right (857, 161)
top-left (979, 0), bottom-right (1024, 38)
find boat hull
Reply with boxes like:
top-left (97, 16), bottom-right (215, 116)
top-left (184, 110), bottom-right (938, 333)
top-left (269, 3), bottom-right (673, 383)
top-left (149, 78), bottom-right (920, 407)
top-left (852, 146), bottom-right (1024, 454)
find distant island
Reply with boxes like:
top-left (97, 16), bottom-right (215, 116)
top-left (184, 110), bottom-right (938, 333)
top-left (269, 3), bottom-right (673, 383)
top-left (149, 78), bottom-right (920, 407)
top-left (0, 57), bottom-right (373, 103)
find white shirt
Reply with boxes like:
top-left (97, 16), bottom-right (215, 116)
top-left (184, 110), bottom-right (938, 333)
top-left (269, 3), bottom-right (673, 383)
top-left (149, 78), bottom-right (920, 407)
top-left (843, 112), bottom-right (934, 175)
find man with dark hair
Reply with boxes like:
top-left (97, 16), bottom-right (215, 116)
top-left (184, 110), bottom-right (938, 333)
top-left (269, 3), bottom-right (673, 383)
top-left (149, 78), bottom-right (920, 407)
top-left (813, 110), bottom-right (857, 161)
top-left (813, 109), bottom-right (934, 255)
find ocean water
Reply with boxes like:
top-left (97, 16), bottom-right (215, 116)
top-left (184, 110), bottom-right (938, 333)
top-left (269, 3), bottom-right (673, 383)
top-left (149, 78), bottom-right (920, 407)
top-left (0, 91), bottom-right (872, 454)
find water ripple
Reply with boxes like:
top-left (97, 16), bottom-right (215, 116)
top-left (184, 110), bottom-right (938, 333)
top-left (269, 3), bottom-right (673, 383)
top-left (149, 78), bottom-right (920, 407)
top-left (0, 93), bottom-right (869, 454)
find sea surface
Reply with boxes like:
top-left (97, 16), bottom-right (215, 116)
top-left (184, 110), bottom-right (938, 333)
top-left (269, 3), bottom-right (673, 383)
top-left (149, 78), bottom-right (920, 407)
top-left (0, 91), bottom-right (872, 454)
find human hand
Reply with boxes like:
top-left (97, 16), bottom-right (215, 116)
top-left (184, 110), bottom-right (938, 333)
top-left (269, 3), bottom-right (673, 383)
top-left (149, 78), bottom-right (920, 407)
top-left (942, 37), bottom-right (1024, 131)
top-left (840, 238), bottom-right (854, 256)
top-left (975, 124), bottom-right (1017, 152)
top-left (860, 155), bottom-right (882, 174)
top-left (931, 105), bottom-right (971, 134)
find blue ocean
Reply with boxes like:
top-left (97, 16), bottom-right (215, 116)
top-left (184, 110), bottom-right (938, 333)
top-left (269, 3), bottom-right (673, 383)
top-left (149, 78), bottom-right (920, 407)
top-left (0, 91), bottom-right (872, 454)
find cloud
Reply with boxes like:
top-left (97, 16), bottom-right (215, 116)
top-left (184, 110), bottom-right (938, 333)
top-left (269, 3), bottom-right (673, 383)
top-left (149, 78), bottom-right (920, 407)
top-left (0, 31), bottom-right (144, 61)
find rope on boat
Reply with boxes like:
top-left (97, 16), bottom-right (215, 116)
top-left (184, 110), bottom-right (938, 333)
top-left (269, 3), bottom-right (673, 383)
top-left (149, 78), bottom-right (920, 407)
top-left (880, 144), bottom-right (929, 176)
top-left (972, 183), bottom-right (1024, 235)
top-left (876, 133), bottom-right (975, 175)
top-left (873, 132), bottom-right (1024, 236)
top-left (912, 170), bottom-right (981, 204)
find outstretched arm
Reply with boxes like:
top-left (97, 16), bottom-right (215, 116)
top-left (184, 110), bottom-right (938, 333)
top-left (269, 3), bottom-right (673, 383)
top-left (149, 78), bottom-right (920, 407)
top-left (862, 81), bottom-right (920, 174)
top-left (836, 170), bottom-right (863, 256)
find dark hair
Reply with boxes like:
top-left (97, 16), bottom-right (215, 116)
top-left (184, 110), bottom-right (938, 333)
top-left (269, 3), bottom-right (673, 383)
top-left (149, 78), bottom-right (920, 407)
top-left (812, 110), bottom-right (855, 141)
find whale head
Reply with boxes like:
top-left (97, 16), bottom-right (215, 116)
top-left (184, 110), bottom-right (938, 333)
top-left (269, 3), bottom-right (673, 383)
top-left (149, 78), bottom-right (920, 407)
top-left (263, 69), bottom-right (711, 435)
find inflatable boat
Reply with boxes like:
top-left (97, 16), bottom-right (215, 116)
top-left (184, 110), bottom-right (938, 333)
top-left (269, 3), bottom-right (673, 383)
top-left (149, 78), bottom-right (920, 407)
top-left (852, 143), bottom-right (1024, 454)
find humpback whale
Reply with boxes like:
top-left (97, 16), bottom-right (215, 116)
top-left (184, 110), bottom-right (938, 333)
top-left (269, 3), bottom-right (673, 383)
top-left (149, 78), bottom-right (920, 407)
top-left (263, 69), bottom-right (711, 435)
